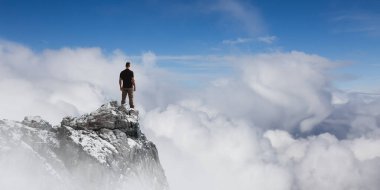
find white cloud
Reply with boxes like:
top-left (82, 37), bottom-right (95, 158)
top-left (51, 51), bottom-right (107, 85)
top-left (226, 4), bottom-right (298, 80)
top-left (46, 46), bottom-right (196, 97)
top-left (0, 42), bottom-right (123, 123)
top-left (222, 35), bottom-right (277, 46)
top-left (142, 102), bottom-right (293, 190)
top-left (330, 11), bottom-right (380, 36)
top-left (213, 0), bottom-right (265, 35)
top-left (239, 51), bottom-right (334, 132)
top-left (257, 35), bottom-right (277, 44)
top-left (222, 37), bottom-right (253, 45)
top-left (143, 101), bottom-right (380, 190)
top-left (1, 40), bottom-right (380, 190)
top-left (0, 41), bottom-right (181, 123)
top-left (141, 51), bottom-right (157, 68)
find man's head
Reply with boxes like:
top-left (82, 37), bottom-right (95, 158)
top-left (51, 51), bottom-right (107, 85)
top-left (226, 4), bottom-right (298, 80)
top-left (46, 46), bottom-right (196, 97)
top-left (126, 62), bottom-right (131, 68)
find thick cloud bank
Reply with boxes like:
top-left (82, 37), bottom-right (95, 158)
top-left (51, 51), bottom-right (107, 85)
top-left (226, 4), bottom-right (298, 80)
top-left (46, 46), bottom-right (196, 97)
top-left (1, 40), bottom-right (380, 190)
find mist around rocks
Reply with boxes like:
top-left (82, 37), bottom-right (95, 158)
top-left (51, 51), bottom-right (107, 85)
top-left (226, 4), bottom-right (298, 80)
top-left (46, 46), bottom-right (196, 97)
top-left (1, 40), bottom-right (380, 190)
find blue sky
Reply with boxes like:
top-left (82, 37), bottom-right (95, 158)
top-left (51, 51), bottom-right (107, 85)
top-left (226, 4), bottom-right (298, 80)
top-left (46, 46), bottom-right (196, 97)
top-left (0, 0), bottom-right (379, 91)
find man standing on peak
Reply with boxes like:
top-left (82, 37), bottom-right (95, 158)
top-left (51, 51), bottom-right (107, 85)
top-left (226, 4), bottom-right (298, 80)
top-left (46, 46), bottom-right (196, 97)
top-left (119, 62), bottom-right (136, 108)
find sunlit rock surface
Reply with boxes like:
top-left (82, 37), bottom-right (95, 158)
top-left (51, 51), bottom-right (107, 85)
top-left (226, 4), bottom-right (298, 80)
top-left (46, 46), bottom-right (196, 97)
top-left (0, 101), bottom-right (168, 190)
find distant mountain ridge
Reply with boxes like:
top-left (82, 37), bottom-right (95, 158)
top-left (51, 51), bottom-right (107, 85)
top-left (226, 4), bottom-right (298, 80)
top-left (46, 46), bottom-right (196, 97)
top-left (0, 101), bottom-right (169, 190)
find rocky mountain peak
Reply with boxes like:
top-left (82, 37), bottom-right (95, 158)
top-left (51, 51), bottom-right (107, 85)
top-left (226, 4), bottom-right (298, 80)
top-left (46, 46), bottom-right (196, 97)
top-left (62, 101), bottom-right (142, 138)
top-left (0, 101), bottom-right (169, 190)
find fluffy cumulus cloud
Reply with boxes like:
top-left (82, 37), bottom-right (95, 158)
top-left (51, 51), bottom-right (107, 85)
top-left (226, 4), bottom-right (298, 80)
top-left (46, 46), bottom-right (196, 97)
top-left (0, 41), bottom-right (181, 123)
top-left (239, 52), bottom-right (334, 132)
top-left (1, 40), bottom-right (380, 190)
top-left (0, 40), bottom-right (120, 123)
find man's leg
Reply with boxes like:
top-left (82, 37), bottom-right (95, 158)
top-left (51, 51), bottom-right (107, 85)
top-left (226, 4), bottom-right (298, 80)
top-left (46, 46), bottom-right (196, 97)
top-left (127, 88), bottom-right (134, 108)
top-left (121, 88), bottom-right (127, 105)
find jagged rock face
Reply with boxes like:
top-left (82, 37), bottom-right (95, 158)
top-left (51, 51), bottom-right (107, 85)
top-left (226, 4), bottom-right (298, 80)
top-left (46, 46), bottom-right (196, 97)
top-left (0, 101), bottom-right (168, 190)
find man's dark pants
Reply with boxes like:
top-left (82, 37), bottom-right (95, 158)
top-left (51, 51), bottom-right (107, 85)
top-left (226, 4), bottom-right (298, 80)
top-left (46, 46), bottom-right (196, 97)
top-left (121, 88), bottom-right (134, 108)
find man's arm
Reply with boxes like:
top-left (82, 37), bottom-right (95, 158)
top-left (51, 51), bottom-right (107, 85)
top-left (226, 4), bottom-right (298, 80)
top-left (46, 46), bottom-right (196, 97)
top-left (119, 77), bottom-right (123, 91)
top-left (132, 77), bottom-right (136, 91)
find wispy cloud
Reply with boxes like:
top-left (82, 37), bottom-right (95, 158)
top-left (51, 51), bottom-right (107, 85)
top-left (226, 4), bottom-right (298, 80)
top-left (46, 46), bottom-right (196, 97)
top-left (257, 35), bottom-right (277, 44)
top-left (212, 0), bottom-right (265, 35)
top-left (222, 37), bottom-right (253, 45)
top-left (330, 11), bottom-right (380, 36)
top-left (130, 54), bottom-right (231, 68)
top-left (222, 35), bottom-right (277, 45)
